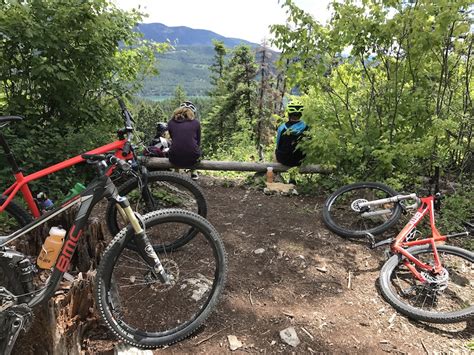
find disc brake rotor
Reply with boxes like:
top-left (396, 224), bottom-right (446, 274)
top-left (351, 199), bottom-right (369, 212)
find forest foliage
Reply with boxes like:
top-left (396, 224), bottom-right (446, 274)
top-left (272, 0), bottom-right (472, 187)
top-left (0, 0), bottom-right (472, 228)
top-left (0, 0), bottom-right (166, 192)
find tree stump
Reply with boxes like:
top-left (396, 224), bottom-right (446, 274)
top-left (13, 209), bottom-right (109, 355)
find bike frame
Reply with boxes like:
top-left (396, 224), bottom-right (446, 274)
top-left (0, 170), bottom-right (156, 309)
top-left (390, 195), bottom-right (468, 282)
top-left (1, 174), bottom-right (123, 307)
top-left (0, 137), bottom-right (132, 218)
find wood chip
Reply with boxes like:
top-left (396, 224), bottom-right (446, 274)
top-left (388, 313), bottom-right (396, 324)
top-left (316, 266), bottom-right (327, 273)
top-left (301, 327), bottom-right (314, 340)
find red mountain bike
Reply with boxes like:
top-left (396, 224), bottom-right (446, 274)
top-left (0, 99), bottom-right (207, 244)
top-left (322, 182), bottom-right (473, 323)
top-left (0, 108), bottom-right (227, 353)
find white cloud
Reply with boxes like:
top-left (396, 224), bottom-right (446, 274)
top-left (113, 0), bottom-right (332, 44)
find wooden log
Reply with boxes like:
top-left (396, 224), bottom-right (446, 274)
top-left (140, 157), bottom-right (331, 174)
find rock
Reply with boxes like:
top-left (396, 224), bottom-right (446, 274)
top-left (279, 326), bottom-right (300, 347)
top-left (316, 266), bottom-right (328, 273)
top-left (227, 335), bottom-right (243, 351)
top-left (254, 248), bottom-right (265, 254)
top-left (264, 182), bottom-right (297, 195)
top-left (115, 344), bottom-right (153, 354)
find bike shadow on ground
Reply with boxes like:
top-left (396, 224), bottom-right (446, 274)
top-left (325, 233), bottom-right (392, 274)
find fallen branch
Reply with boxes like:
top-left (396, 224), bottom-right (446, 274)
top-left (194, 327), bottom-right (228, 346)
top-left (420, 340), bottom-right (429, 355)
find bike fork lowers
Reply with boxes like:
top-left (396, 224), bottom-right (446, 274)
top-left (115, 197), bottom-right (170, 283)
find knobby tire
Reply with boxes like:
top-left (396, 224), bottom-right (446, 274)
top-left (96, 209), bottom-right (227, 348)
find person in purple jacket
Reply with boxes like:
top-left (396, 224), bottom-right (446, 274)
top-left (167, 101), bottom-right (201, 180)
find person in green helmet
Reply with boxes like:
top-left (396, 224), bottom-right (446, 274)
top-left (275, 99), bottom-right (309, 167)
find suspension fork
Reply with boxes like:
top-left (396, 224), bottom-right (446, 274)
top-left (114, 195), bottom-right (169, 284)
top-left (139, 166), bottom-right (157, 211)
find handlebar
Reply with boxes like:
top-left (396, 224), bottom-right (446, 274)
top-left (82, 153), bottom-right (131, 173)
top-left (117, 98), bottom-right (134, 157)
top-left (118, 98), bottom-right (134, 128)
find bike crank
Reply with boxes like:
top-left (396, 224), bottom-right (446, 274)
top-left (0, 304), bottom-right (33, 355)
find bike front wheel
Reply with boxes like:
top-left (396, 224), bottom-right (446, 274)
top-left (379, 245), bottom-right (474, 323)
top-left (322, 182), bottom-right (402, 238)
top-left (96, 209), bottom-right (227, 348)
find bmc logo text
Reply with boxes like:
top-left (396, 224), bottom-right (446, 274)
top-left (409, 211), bottom-right (423, 226)
top-left (56, 228), bottom-right (82, 272)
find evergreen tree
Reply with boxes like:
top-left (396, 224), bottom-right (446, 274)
top-left (256, 41), bottom-right (280, 160)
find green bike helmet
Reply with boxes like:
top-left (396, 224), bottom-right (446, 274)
top-left (287, 99), bottom-right (304, 114)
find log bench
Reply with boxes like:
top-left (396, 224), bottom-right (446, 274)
top-left (139, 157), bottom-right (331, 174)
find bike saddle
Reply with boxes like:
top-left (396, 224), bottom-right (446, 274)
top-left (0, 116), bottom-right (23, 128)
top-left (0, 116), bottom-right (23, 124)
top-left (463, 221), bottom-right (474, 232)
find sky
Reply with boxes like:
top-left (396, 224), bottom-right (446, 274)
top-left (113, 0), bottom-right (333, 44)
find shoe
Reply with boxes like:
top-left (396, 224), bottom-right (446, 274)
top-left (191, 172), bottom-right (199, 180)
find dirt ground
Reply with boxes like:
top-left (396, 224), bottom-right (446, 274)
top-left (82, 175), bottom-right (472, 354)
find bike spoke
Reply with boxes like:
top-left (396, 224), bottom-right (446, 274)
top-left (388, 249), bottom-right (473, 316)
top-left (108, 224), bottom-right (218, 334)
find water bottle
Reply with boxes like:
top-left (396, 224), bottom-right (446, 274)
top-left (63, 182), bottom-right (86, 201)
top-left (266, 167), bottom-right (274, 183)
top-left (37, 226), bottom-right (67, 269)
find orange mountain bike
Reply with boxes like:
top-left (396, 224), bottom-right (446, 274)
top-left (323, 182), bottom-right (473, 323)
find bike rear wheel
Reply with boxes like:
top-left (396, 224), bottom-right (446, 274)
top-left (322, 182), bottom-right (402, 238)
top-left (379, 245), bottom-right (474, 323)
top-left (96, 209), bottom-right (227, 348)
top-left (0, 197), bottom-right (32, 235)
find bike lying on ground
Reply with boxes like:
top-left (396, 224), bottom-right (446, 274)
top-left (322, 182), bottom-right (473, 323)
top-left (0, 99), bottom-right (207, 239)
top-left (0, 148), bottom-right (227, 353)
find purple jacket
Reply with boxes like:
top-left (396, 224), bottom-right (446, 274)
top-left (167, 119), bottom-right (201, 168)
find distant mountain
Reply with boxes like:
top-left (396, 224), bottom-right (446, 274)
top-left (138, 23), bottom-right (258, 47)
top-left (137, 23), bottom-right (266, 99)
